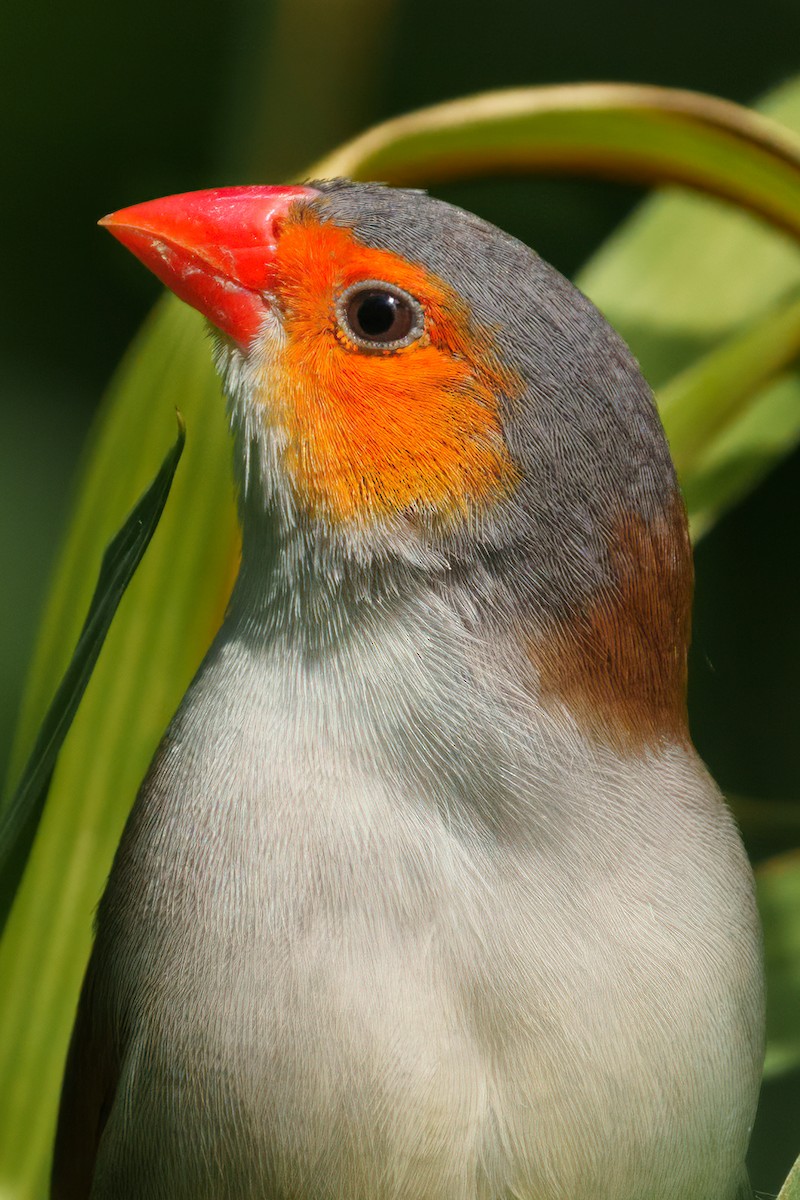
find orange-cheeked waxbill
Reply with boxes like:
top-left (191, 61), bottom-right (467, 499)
top-left (52, 182), bottom-right (764, 1200)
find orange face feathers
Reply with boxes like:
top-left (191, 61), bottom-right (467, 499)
top-left (100, 185), bottom-right (524, 527)
top-left (266, 210), bottom-right (522, 525)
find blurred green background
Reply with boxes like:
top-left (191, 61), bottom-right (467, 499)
top-left (2, 0), bottom-right (799, 1191)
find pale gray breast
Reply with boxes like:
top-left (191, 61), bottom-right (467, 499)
top-left (89, 597), bottom-right (763, 1200)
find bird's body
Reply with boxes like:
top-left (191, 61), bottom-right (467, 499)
top-left (53, 181), bottom-right (764, 1200)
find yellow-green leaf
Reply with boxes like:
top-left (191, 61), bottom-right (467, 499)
top-left (649, 292), bottom-right (800, 538)
top-left (758, 852), bottom-right (800, 1079)
top-left (658, 291), bottom-right (800, 477)
top-left (0, 415), bottom-right (185, 932)
top-left (778, 1151), bottom-right (800, 1199)
top-left (311, 83), bottom-right (800, 241)
top-left (577, 80), bottom-right (800, 380)
top-left (681, 370), bottom-right (800, 541)
top-left (0, 300), bottom-right (238, 1194)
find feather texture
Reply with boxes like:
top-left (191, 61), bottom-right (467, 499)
top-left (53, 181), bottom-right (765, 1199)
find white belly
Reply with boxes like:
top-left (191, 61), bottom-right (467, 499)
top-left (88, 627), bottom-right (763, 1200)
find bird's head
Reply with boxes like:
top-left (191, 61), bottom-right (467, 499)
top-left (102, 180), bottom-right (692, 750)
top-left (100, 183), bottom-right (523, 542)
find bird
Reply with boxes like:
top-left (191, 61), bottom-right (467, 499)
top-left (52, 180), bottom-right (764, 1200)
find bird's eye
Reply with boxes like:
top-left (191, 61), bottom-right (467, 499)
top-left (336, 281), bottom-right (424, 351)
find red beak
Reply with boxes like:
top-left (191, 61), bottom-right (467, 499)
top-left (100, 185), bottom-right (319, 347)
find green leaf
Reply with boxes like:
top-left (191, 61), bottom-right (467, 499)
top-left (652, 292), bottom-right (800, 537)
top-left (576, 77), bottom-right (800, 380)
top-left (0, 300), bottom-right (238, 1196)
top-left (658, 291), bottom-right (800, 477)
top-left (310, 83), bottom-right (800, 242)
top-left (577, 78), bottom-right (800, 538)
top-left (0, 415), bottom-right (185, 933)
top-left (682, 370), bottom-right (800, 541)
top-left (778, 1151), bottom-right (800, 1199)
top-left (758, 852), bottom-right (800, 1080)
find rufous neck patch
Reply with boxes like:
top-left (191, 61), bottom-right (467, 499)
top-left (533, 496), bottom-right (693, 753)
top-left (261, 208), bottom-right (522, 524)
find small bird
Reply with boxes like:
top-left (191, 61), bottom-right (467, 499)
top-left (52, 181), bottom-right (764, 1200)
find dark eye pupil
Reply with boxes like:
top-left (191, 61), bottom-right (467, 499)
top-left (344, 286), bottom-right (418, 345)
top-left (355, 292), bottom-right (400, 336)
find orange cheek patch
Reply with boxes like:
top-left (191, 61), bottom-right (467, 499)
top-left (262, 210), bottom-right (522, 523)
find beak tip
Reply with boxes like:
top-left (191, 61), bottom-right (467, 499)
top-left (98, 212), bottom-right (122, 233)
top-left (97, 185), bottom-right (320, 345)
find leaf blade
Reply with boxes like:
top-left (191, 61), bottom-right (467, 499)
top-left (658, 291), bottom-right (800, 476)
top-left (309, 83), bottom-right (800, 241)
top-left (778, 1152), bottom-right (800, 1199)
top-left (0, 414), bottom-right (185, 932)
top-left (683, 371), bottom-right (800, 541)
top-left (0, 300), bottom-right (238, 1196)
top-left (758, 852), bottom-right (800, 1079)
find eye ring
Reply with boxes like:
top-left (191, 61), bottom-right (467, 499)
top-left (336, 280), bottom-right (425, 352)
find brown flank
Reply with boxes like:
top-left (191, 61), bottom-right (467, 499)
top-left (535, 494), bottom-right (693, 753)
